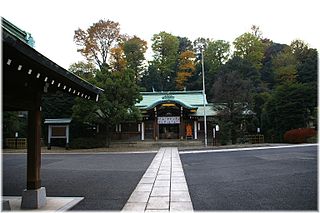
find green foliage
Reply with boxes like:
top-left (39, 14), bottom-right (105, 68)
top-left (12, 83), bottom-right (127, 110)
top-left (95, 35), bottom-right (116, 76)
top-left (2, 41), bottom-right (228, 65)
top-left (123, 36), bottom-right (148, 81)
top-left (205, 40), bottom-right (230, 71)
top-left (262, 83), bottom-right (314, 141)
top-left (211, 70), bottom-right (253, 144)
top-left (69, 61), bottom-right (97, 80)
top-left (69, 20), bottom-right (317, 146)
top-left (151, 31), bottom-right (180, 90)
top-left (42, 92), bottom-right (75, 119)
top-left (233, 32), bottom-right (266, 70)
top-left (272, 47), bottom-right (298, 84)
top-left (2, 112), bottom-right (27, 138)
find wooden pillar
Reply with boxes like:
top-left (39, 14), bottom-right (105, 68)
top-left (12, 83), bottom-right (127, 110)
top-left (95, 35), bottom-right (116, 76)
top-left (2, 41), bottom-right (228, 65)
top-left (141, 122), bottom-right (145, 141)
top-left (179, 107), bottom-right (184, 140)
top-left (194, 120), bottom-right (198, 140)
top-left (47, 125), bottom-right (51, 149)
top-left (154, 107), bottom-right (158, 141)
top-left (66, 125), bottom-right (70, 149)
top-left (26, 93), bottom-right (42, 190)
top-left (21, 91), bottom-right (46, 209)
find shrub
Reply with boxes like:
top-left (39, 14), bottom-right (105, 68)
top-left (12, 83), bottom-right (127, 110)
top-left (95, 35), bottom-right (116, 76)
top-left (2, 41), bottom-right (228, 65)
top-left (284, 128), bottom-right (317, 143)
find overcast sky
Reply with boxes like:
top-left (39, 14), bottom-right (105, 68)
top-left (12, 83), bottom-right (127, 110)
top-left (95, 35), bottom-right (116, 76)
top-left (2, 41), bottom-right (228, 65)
top-left (1, 0), bottom-right (319, 69)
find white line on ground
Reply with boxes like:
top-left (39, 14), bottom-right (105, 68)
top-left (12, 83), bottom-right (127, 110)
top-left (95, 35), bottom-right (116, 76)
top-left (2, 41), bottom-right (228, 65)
top-left (179, 143), bottom-right (318, 154)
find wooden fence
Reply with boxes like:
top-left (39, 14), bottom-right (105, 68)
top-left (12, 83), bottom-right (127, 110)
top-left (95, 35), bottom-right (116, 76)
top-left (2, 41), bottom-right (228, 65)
top-left (245, 134), bottom-right (264, 144)
top-left (5, 138), bottom-right (27, 149)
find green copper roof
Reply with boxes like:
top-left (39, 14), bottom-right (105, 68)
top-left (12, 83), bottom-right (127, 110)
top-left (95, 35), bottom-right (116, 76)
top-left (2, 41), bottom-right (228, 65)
top-left (136, 90), bottom-right (208, 110)
top-left (2, 17), bottom-right (35, 47)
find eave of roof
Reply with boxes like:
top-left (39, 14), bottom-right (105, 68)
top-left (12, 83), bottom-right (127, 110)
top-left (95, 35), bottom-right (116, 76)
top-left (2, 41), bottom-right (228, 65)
top-left (44, 118), bottom-right (72, 124)
top-left (2, 25), bottom-right (104, 100)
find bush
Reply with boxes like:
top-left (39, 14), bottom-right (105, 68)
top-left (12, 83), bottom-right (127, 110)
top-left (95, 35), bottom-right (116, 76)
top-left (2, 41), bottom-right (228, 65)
top-left (284, 128), bottom-right (317, 143)
top-left (69, 137), bottom-right (106, 149)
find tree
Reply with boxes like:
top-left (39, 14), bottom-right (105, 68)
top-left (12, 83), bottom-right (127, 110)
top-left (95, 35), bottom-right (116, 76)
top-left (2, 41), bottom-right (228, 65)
top-left (74, 19), bottom-right (122, 70)
top-left (205, 40), bottom-right (230, 70)
top-left (233, 32), bottom-right (265, 70)
top-left (72, 20), bottom-right (142, 145)
top-left (204, 39), bottom-right (230, 96)
top-left (109, 46), bottom-right (127, 72)
top-left (72, 67), bottom-right (142, 146)
top-left (178, 36), bottom-right (193, 53)
top-left (151, 31), bottom-right (179, 90)
top-left (123, 36), bottom-right (148, 81)
top-left (176, 50), bottom-right (195, 90)
top-left (272, 47), bottom-right (298, 84)
top-left (69, 61), bottom-right (97, 80)
top-left (260, 42), bottom-right (287, 90)
top-left (262, 82), bottom-right (314, 141)
top-left (211, 70), bottom-right (253, 144)
top-left (140, 63), bottom-right (162, 91)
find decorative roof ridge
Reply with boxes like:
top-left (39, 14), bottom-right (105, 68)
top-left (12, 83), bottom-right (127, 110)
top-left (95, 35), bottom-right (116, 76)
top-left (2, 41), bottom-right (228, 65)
top-left (140, 90), bottom-right (203, 95)
top-left (1, 17), bottom-right (35, 47)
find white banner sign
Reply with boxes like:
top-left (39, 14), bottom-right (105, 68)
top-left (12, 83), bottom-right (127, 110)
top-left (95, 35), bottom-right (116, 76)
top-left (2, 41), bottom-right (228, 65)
top-left (158, 116), bottom-right (180, 124)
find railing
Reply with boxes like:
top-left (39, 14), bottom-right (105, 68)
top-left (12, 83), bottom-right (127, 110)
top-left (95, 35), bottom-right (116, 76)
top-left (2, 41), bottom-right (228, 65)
top-left (5, 138), bottom-right (27, 149)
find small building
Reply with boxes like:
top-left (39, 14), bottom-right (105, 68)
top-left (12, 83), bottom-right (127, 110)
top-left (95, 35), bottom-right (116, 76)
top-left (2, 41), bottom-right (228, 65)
top-left (44, 118), bottom-right (72, 149)
top-left (114, 90), bottom-right (216, 141)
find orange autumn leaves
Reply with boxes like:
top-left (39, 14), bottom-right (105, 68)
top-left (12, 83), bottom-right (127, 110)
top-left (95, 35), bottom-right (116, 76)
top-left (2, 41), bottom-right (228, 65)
top-left (176, 50), bottom-right (195, 90)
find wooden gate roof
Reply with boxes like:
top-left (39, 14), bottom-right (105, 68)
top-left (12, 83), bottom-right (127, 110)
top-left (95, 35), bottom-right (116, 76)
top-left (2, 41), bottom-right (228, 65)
top-left (2, 17), bottom-right (103, 111)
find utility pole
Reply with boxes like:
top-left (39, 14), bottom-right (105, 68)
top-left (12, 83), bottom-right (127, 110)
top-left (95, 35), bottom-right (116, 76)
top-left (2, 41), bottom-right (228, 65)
top-left (201, 47), bottom-right (208, 147)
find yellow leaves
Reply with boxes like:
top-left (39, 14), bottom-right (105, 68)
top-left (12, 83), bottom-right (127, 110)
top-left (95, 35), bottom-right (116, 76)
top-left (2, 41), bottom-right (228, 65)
top-left (73, 19), bottom-right (121, 69)
top-left (176, 71), bottom-right (192, 90)
top-left (176, 50), bottom-right (196, 90)
top-left (110, 47), bottom-right (127, 72)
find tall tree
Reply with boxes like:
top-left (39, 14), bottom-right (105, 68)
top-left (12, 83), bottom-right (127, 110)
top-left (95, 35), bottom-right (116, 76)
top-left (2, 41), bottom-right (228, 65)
top-left (72, 20), bottom-right (142, 145)
top-left (178, 36), bottom-right (193, 53)
top-left (151, 31), bottom-right (179, 90)
top-left (262, 82), bottom-right (314, 141)
top-left (123, 36), bottom-right (148, 81)
top-left (109, 46), bottom-right (127, 72)
top-left (176, 50), bottom-right (195, 90)
top-left (74, 19), bottom-right (122, 70)
top-left (233, 32), bottom-right (265, 70)
top-left (69, 61), bottom-right (97, 80)
top-left (211, 70), bottom-right (253, 144)
top-left (272, 47), bottom-right (298, 84)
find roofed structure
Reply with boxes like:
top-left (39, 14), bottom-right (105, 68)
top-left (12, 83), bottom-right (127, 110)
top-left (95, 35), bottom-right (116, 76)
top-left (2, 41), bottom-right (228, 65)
top-left (2, 17), bottom-right (103, 209)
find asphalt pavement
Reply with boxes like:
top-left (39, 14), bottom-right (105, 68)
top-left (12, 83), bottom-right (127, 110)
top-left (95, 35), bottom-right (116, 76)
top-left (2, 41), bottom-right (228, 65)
top-left (2, 152), bottom-right (156, 210)
top-left (180, 145), bottom-right (318, 210)
top-left (2, 144), bottom-right (318, 211)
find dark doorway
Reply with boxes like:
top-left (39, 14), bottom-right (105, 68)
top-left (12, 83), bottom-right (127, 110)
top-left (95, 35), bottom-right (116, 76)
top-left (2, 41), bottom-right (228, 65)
top-left (159, 124), bottom-right (179, 139)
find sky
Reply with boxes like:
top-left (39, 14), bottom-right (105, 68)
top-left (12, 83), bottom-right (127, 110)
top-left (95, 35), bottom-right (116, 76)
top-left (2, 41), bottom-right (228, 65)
top-left (1, 0), bottom-right (319, 70)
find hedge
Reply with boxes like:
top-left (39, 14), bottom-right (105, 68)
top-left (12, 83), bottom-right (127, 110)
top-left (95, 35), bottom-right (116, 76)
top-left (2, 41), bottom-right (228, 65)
top-left (284, 128), bottom-right (317, 143)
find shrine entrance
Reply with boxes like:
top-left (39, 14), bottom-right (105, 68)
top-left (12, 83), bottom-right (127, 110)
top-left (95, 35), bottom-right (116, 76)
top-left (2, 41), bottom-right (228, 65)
top-left (159, 124), bottom-right (179, 139)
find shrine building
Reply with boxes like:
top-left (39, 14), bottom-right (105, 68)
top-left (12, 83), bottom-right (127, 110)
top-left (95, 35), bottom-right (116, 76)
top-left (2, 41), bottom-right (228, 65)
top-left (113, 90), bottom-right (215, 141)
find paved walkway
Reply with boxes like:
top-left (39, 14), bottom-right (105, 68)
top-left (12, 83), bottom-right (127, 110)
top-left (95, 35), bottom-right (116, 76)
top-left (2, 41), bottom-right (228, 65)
top-left (122, 147), bottom-right (193, 212)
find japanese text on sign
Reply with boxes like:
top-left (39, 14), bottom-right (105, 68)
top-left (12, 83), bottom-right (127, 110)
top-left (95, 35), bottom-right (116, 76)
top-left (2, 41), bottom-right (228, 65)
top-left (158, 116), bottom-right (180, 124)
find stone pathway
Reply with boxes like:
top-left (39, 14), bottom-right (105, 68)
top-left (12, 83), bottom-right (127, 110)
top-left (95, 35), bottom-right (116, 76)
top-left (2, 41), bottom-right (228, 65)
top-left (122, 147), bottom-right (193, 212)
